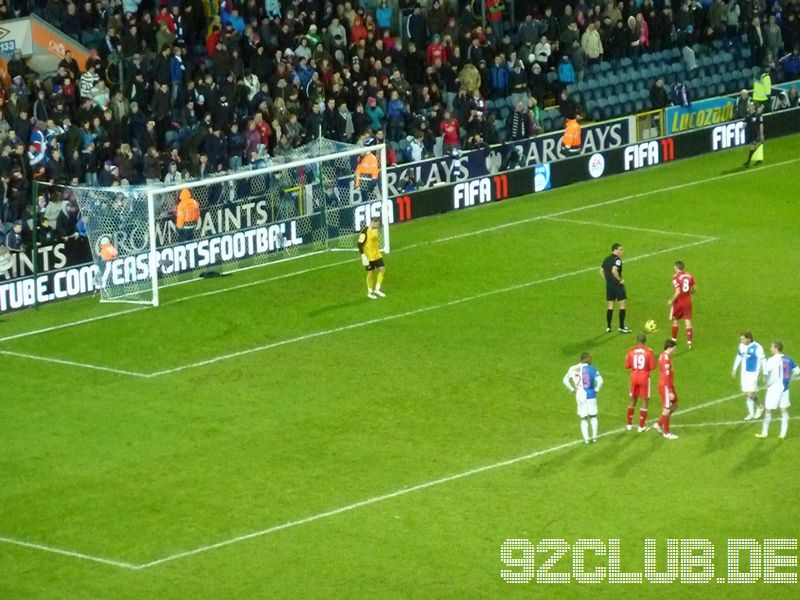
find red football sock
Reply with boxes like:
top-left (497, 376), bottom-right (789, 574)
top-left (662, 414), bottom-right (671, 434)
top-left (687, 327), bottom-right (693, 343)
top-left (639, 409), bottom-right (648, 428)
top-left (671, 324), bottom-right (679, 339)
top-left (627, 406), bottom-right (635, 425)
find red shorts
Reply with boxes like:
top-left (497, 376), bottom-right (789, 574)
top-left (629, 378), bottom-right (650, 400)
top-left (660, 385), bottom-right (678, 409)
top-left (670, 300), bottom-right (692, 320)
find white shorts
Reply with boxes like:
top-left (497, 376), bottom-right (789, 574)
top-left (765, 386), bottom-right (790, 410)
top-left (576, 397), bottom-right (598, 418)
top-left (741, 372), bottom-right (759, 393)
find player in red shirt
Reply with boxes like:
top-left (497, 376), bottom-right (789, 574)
top-left (668, 260), bottom-right (695, 348)
top-left (624, 333), bottom-right (656, 431)
top-left (655, 339), bottom-right (679, 440)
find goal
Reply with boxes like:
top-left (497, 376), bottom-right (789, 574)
top-left (66, 138), bottom-right (391, 306)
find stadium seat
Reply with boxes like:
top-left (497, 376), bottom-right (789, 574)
top-left (597, 97), bottom-right (609, 109)
top-left (601, 106), bottom-right (613, 120)
top-left (623, 100), bottom-right (634, 115)
top-left (712, 40), bottom-right (724, 51)
top-left (499, 107), bottom-right (510, 120)
top-left (620, 58), bottom-right (633, 69)
top-left (634, 99), bottom-right (645, 112)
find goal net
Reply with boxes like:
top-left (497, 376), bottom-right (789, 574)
top-left (62, 138), bottom-right (390, 306)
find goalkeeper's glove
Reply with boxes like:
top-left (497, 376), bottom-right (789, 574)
top-left (361, 253), bottom-right (369, 267)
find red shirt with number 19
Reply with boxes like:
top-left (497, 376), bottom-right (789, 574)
top-left (625, 344), bottom-right (655, 399)
top-left (671, 270), bottom-right (695, 320)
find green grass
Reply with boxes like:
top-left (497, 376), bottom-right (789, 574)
top-left (2, 135), bottom-right (800, 598)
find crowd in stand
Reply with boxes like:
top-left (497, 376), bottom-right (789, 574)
top-left (1, 0), bottom-right (800, 253)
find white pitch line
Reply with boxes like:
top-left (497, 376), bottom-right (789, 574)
top-left (0, 258), bottom-right (357, 343)
top-left (412, 156), bottom-right (800, 247)
top-left (1, 237), bottom-right (716, 378)
top-left (545, 217), bottom-right (718, 240)
top-left (134, 391), bottom-right (742, 569)
top-left (3, 155), bottom-right (796, 345)
top-left (0, 536), bottom-right (138, 570)
top-left (0, 350), bottom-right (150, 378)
top-left (0, 391), bottom-right (743, 570)
top-left (146, 236), bottom-right (716, 378)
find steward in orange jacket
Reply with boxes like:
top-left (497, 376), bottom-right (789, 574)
top-left (562, 118), bottom-right (582, 153)
top-left (176, 188), bottom-right (200, 241)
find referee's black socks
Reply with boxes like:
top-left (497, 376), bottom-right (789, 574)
top-left (606, 309), bottom-right (613, 328)
top-left (620, 309), bottom-right (627, 329)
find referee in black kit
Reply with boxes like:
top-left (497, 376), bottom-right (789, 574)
top-left (743, 101), bottom-right (764, 167)
top-left (600, 243), bottom-right (631, 333)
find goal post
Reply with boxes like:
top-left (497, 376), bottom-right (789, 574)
top-left (56, 138), bottom-right (391, 307)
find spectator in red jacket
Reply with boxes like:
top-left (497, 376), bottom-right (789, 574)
top-left (351, 16), bottom-right (367, 47)
top-left (426, 34), bottom-right (446, 66)
top-left (440, 110), bottom-right (460, 151)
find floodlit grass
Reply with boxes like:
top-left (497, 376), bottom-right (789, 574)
top-left (2, 135), bottom-right (799, 598)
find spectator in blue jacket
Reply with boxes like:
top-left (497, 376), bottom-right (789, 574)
top-left (779, 46), bottom-right (800, 80)
top-left (489, 55), bottom-right (509, 99)
top-left (169, 47), bottom-right (185, 103)
top-left (294, 57), bottom-right (315, 91)
top-left (558, 55), bottom-right (576, 86)
top-left (386, 90), bottom-right (406, 142)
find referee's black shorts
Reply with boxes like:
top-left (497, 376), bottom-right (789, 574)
top-left (606, 281), bottom-right (627, 302)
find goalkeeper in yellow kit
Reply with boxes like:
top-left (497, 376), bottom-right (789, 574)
top-left (358, 217), bottom-right (386, 299)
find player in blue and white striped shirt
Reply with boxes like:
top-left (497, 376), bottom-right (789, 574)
top-left (563, 352), bottom-right (604, 444)
top-left (756, 342), bottom-right (800, 439)
top-left (732, 331), bottom-right (766, 420)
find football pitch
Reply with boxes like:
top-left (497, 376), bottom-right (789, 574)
top-left (2, 134), bottom-right (800, 598)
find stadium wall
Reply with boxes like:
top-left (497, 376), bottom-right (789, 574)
top-left (2, 106), bottom-right (799, 313)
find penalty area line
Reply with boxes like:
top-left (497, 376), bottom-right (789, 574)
top-left (134, 392), bottom-right (741, 569)
top-left (145, 236), bottom-right (716, 378)
top-left (0, 350), bottom-right (150, 378)
top-left (0, 237), bottom-right (716, 378)
top-left (544, 217), bottom-right (718, 241)
top-left (0, 536), bottom-right (139, 570)
top-left (0, 391), bottom-right (741, 570)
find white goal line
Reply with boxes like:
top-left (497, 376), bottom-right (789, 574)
top-left (4, 155), bottom-right (796, 345)
top-left (0, 236), bottom-right (717, 379)
top-left (0, 391), bottom-right (754, 570)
